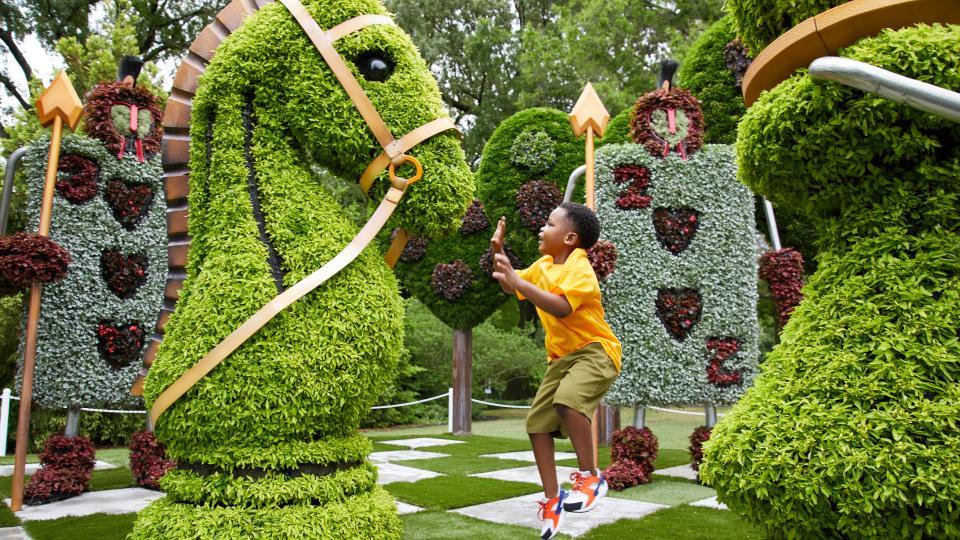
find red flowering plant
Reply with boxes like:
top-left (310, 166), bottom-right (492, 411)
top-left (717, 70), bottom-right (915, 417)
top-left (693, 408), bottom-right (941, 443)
top-left (0, 233), bottom-right (71, 296)
top-left (689, 425), bottom-right (712, 474)
top-left (23, 435), bottom-right (96, 505)
top-left (655, 288), bottom-right (702, 341)
top-left (55, 154), bottom-right (99, 204)
top-left (479, 246), bottom-right (521, 279)
top-left (724, 38), bottom-right (752, 91)
top-left (613, 164), bottom-right (652, 210)
top-left (515, 180), bottom-right (561, 233)
top-left (706, 337), bottom-right (743, 387)
top-left (83, 81), bottom-right (163, 161)
top-left (459, 199), bottom-right (491, 235)
top-left (652, 207), bottom-right (699, 255)
top-left (129, 430), bottom-right (176, 490)
top-left (100, 250), bottom-right (148, 299)
top-left (96, 321), bottom-right (146, 370)
top-left (104, 179), bottom-right (153, 230)
top-left (759, 248), bottom-right (805, 329)
top-left (604, 426), bottom-right (659, 490)
top-left (587, 240), bottom-right (617, 280)
top-left (430, 260), bottom-right (473, 301)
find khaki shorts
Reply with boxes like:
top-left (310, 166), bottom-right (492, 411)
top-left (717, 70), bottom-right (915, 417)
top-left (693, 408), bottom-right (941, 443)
top-left (526, 342), bottom-right (619, 438)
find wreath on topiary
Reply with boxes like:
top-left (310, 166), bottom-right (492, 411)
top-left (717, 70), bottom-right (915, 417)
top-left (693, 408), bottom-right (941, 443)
top-left (629, 88), bottom-right (705, 159)
top-left (84, 81), bottom-right (163, 162)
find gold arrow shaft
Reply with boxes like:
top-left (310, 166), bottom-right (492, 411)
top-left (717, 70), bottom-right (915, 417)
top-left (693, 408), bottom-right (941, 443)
top-left (585, 126), bottom-right (595, 210)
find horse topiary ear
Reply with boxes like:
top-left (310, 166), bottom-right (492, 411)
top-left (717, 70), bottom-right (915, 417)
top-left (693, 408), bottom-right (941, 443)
top-left (657, 59), bottom-right (679, 90)
top-left (118, 56), bottom-right (144, 86)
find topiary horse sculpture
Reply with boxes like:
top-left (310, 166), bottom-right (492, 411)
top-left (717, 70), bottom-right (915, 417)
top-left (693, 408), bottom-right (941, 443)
top-left (131, 0), bottom-right (473, 537)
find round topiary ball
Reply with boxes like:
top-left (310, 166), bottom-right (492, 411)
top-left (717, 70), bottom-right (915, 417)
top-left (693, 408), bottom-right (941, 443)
top-left (509, 130), bottom-right (557, 175)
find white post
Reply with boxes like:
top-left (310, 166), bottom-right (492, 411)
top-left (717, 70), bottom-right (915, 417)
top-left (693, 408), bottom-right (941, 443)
top-left (632, 405), bottom-right (645, 429)
top-left (0, 388), bottom-right (10, 456)
top-left (763, 197), bottom-right (782, 251)
top-left (447, 387), bottom-right (454, 434)
top-left (705, 403), bottom-right (718, 428)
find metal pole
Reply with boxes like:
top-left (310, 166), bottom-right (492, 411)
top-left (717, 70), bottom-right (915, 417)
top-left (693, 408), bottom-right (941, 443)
top-left (563, 165), bottom-right (586, 203)
top-left (0, 389), bottom-right (10, 456)
top-left (1, 147), bottom-right (28, 236)
top-left (705, 403), bottom-right (718, 428)
top-left (447, 387), bottom-right (453, 434)
top-left (65, 407), bottom-right (81, 437)
top-left (809, 57), bottom-right (960, 124)
top-left (763, 197), bottom-right (782, 251)
top-left (632, 405), bottom-right (645, 429)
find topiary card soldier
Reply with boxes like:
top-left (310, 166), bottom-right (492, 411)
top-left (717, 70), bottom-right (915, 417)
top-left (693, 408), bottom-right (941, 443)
top-left (131, 0), bottom-right (473, 538)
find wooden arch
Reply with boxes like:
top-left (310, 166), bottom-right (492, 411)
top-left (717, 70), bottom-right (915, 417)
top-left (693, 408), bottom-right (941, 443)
top-left (133, 0), bottom-right (273, 394)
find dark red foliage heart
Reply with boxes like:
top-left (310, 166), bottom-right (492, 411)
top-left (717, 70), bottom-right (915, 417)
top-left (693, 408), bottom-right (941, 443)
top-left (479, 246), bottom-right (521, 279)
top-left (104, 179), bottom-right (153, 230)
top-left (56, 154), bottom-right (99, 204)
top-left (613, 164), bottom-right (652, 210)
top-left (460, 199), bottom-right (491, 235)
top-left (96, 321), bottom-right (146, 370)
top-left (656, 288), bottom-right (702, 341)
top-left (100, 250), bottom-right (148, 299)
top-left (705, 337), bottom-right (743, 387)
top-left (653, 207), bottom-right (699, 255)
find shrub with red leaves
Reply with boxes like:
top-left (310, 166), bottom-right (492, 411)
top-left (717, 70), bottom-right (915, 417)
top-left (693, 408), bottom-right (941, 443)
top-left (759, 248), bottom-right (805, 329)
top-left (0, 233), bottom-right (71, 296)
top-left (104, 179), bottom-right (154, 230)
top-left (613, 164), bottom-right (652, 210)
top-left (689, 425), bottom-right (712, 473)
top-left (724, 39), bottom-right (752, 91)
top-left (84, 81), bottom-right (163, 159)
top-left (100, 250), bottom-right (147, 298)
top-left (460, 199), bottom-right (491, 235)
top-left (56, 154), bottom-right (99, 204)
top-left (630, 88), bottom-right (705, 159)
top-left (24, 435), bottom-right (96, 505)
top-left (96, 321), bottom-right (145, 370)
top-left (706, 337), bottom-right (743, 387)
top-left (587, 240), bottom-right (617, 280)
top-left (129, 430), bottom-right (176, 490)
top-left (604, 426), bottom-right (658, 490)
top-left (431, 260), bottom-right (473, 301)
top-left (604, 459), bottom-right (651, 491)
top-left (516, 180), bottom-right (561, 233)
top-left (479, 246), bottom-right (522, 279)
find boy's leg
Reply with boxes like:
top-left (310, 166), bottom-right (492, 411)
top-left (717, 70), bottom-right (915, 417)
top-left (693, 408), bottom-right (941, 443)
top-left (555, 404), bottom-right (596, 473)
top-left (529, 432), bottom-right (559, 498)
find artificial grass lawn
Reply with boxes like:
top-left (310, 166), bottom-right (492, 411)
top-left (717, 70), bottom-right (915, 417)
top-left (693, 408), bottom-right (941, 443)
top-left (402, 455), bottom-right (531, 475)
top-left (23, 512), bottom-right (137, 540)
top-left (401, 510), bottom-right (557, 539)
top-left (0, 447), bottom-right (130, 467)
top-left (0, 467), bottom-right (134, 498)
top-left (386, 475), bottom-right (541, 509)
top-left (581, 505), bottom-right (763, 539)
top-left (608, 478), bottom-right (716, 506)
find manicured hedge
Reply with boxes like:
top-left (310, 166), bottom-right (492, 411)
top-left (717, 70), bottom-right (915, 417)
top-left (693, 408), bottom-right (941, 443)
top-left (676, 15), bottom-right (746, 145)
top-left (596, 144), bottom-right (759, 406)
top-left (701, 24), bottom-right (960, 537)
top-left (18, 134), bottom-right (166, 409)
top-left (727, 0), bottom-right (844, 54)
top-left (138, 0), bottom-right (472, 537)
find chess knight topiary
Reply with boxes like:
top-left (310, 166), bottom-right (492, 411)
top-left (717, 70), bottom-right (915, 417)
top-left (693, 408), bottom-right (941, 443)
top-left (700, 15), bottom-right (960, 538)
top-left (132, 0), bottom-right (473, 537)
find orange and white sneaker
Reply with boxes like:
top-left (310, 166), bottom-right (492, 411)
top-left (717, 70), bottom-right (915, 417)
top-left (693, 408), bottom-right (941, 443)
top-left (563, 471), bottom-right (608, 513)
top-left (537, 490), bottom-right (567, 539)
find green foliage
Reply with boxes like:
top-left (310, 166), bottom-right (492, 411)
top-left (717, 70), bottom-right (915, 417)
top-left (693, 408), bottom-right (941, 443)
top-left (0, 294), bottom-right (22, 388)
top-left (702, 24), bottom-right (960, 538)
top-left (676, 15), bottom-right (745, 144)
top-left (599, 109), bottom-right (634, 147)
top-left (23, 513), bottom-right (136, 540)
top-left (19, 134), bottom-right (165, 409)
top-left (726, 0), bottom-right (844, 53)
top-left (385, 475), bottom-right (539, 509)
top-left (510, 130), bottom-right (557, 174)
top-left (596, 144), bottom-right (759, 406)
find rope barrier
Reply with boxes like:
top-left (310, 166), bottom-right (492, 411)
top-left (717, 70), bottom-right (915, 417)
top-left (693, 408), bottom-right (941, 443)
top-left (370, 391), bottom-right (450, 410)
top-left (647, 405), bottom-right (726, 418)
top-left (471, 398), bottom-right (531, 409)
top-left (79, 407), bottom-right (145, 414)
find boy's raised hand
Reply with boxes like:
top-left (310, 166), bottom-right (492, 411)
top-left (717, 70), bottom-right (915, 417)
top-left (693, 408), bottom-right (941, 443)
top-left (490, 216), bottom-right (506, 255)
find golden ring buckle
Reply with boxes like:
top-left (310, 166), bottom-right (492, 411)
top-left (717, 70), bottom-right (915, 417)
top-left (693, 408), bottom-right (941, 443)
top-left (389, 154), bottom-right (423, 190)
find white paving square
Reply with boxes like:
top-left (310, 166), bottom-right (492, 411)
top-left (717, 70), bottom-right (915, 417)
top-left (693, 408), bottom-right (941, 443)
top-left (375, 462), bottom-right (443, 484)
top-left (369, 450), bottom-right (449, 463)
top-left (654, 464), bottom-right (698, 480)
top-left (395, 500), bottom-right (424, 515)
top-left (453, 492), bottom-right (668, 537)
top-left (379, 437), bottom-right (465, 449)
top-left (690, 496), bottom-right (728, 510)
top-left (470, 465), bottom-right (580, 487)
top-left (0, 460), bottom-right (117, 477)
top-left (6, 487), bottom-right (164, 521)
top-left (479, 451), bottom-right (578, 463)
top-left (0, 526), bottom-right (29, 539)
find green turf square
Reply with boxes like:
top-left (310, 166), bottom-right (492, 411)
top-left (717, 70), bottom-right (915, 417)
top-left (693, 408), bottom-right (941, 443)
top-left (579, 505), bottom-right (762, 539)
top-left (401, 456), bottom-right (530, 475)
top-left (386, 475), bottom-right (540, 509)
top-left (24, 512), bottom-right (137, 540)
top-left (401, 509), bottom-right (547, 539)
top-left (607, 477), bottom-right (716, 506)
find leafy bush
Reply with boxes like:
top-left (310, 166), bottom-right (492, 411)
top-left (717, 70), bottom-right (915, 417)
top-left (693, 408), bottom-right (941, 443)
top-left (727, 0), bottom-right (845, 53)
top-left (24, 435), bottom-right (96, 505)
top-left (129, 430), bottom-right (176, 489)
top-left (510, 130), bottom-right (557, 174)
top-left (688, 425), bottom-right (711, 473)
top-left (758, 248), bottom-right (804, 329)
top-left (676, 15), bottom-right (746, 144)
top-left (604, 426), bottom-right (658, 490)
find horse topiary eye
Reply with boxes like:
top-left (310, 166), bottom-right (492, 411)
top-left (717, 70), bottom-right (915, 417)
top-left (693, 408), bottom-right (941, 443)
top-left (355, 51), bottom-right (394, 82)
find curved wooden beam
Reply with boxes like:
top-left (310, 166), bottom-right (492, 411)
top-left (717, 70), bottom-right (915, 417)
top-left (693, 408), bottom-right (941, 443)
top-left (742, 0), bottom-right (960, 106)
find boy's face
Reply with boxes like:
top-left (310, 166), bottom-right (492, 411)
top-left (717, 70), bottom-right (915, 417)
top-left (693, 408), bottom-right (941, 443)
top-left (539, 207), bottom-right (578, 256)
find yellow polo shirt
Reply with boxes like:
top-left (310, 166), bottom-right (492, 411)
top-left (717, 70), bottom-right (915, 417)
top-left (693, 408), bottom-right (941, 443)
top-left (516, 248), bottom-right (621, 371)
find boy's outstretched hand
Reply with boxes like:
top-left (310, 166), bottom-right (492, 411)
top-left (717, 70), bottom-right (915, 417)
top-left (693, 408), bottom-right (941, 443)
top-left (490, 216), bottom-right (506, 254)
top-left (490, 217), bottom-right (517, 293)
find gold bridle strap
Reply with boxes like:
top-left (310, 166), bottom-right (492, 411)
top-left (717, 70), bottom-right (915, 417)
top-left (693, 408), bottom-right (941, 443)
top-left (150, 3), bottom-right (455, 424)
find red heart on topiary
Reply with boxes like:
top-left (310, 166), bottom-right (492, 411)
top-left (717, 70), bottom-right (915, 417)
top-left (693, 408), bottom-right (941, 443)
top-left (100, 250), bottom-right (148, 299)
top-left (96, 321), bottom-right (146, 370)
top-left (104, 179), bottom-right (153, 230)
top-left (652, 207), bottom-right (699, 255)
top-left (656, 288), bottom-right (702, 341)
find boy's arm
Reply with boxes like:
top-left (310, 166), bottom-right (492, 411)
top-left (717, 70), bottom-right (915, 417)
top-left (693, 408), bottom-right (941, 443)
top-left (492, 253), bottom-right (572, 318)
top-left (490, 217), bottom-right (515, 294)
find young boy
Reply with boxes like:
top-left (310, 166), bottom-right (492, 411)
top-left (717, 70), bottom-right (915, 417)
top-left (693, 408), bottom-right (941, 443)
top-left (491, 202), bottom-right (621, 539)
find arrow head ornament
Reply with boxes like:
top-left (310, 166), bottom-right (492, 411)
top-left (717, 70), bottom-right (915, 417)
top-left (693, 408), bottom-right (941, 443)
top-left (569, 82), bottom-right (610, 137)
top-left (36, 71), bottom-right (84, 129)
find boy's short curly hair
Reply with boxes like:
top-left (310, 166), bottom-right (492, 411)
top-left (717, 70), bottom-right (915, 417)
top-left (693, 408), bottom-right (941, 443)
top-left (559, 202), bottom-right (601, 249)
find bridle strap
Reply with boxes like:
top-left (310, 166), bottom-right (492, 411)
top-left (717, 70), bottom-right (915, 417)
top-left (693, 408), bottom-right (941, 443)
top-left (360, 117), bottom-right (458, 194)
